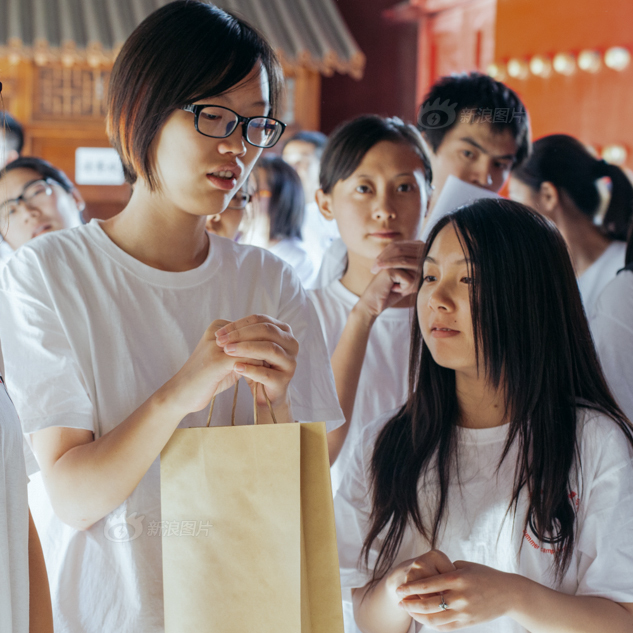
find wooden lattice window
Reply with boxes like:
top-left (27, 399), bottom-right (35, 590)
top-left (35, 67), bottom-right (110, 120)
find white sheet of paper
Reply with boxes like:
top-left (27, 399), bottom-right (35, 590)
top-left (421, 175), bottom-right (501, 241)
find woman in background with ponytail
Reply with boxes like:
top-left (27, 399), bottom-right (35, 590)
top-left (590, 227), bottom-right (633, 421)
top-left (510, 134), bottom-right (633, 315)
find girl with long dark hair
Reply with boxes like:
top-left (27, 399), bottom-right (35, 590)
top-left (0, 3), bottom-right (343, 632)
top-left (247, 155), bottom-right (315, 285)
top-left (510, 134), bottom-right (633, 315)
top-left (335, 198), bottom-right (633, 632)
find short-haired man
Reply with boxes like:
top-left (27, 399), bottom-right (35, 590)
top-left (418, 72), bottom-right (531, 209)
top-left (0, 111), bottom-right (24, 168)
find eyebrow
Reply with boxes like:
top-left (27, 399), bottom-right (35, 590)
top-left (0, 178), bottom-right (44, 205)
top-left (354, 172), bottom-right (416, 179)
top-left (459, 137), bottom-right (516, 161)
top-left (424, 256), bottom-right (470, 265)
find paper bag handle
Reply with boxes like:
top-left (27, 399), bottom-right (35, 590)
top-left (205, 381), bottom-right (278, 427)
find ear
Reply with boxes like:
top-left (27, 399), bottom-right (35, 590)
top-left (538, 181), bottom-right (560, 214)
top-left (315, 189), bottom-right (335, 222)
top-left (208, 214), bottom-right (222, 224)
top-left (71, 188), bottom-right (86, 212)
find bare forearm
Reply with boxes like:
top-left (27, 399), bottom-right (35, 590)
top-left (509, 575), bottom-right (633, 633)
top-left (328, 306), bottom-right (375, 463)
top-left (353, 568), bottom-right (412, 633)
top-left (42, 385), bottom-right (184, 530)
top-left (28, 511), bottom-right (53, 633)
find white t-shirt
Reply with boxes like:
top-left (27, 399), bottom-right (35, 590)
top-left (313, 238), bottom-right (348, 289)
top-left (0, 220), bottom-right (344, 633)
top-left (335, 408), bottom-right (633, 633)
top-left (578, 241), bottom-right (626, 318)
top-left (591, 269), bottom-right (633, 421)
top-left (0, 376), bottom-right (30, 633)
top-left (301, 201), bottom-right (340, 273)
top-left (269, 236), bottom-right (316, 287)
top-left (309, 280), bottom-right (412, 493)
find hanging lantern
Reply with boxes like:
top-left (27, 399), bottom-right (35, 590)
top-left (553, 52), bottom-right (576, 76)
top-left (507, 58), bottom-right (529, 79)
top-left (486, 62), bottom-right (506, 81)
top-left (529, 55), bottom-right (552, 77)
top-left (604, 47), bottom-right (631, 71)
top-left (602, 144), bottom-right (628, 165)
top-left (578, 50), bottom-right (602, 73)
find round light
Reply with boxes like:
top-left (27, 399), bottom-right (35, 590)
top-left (602, 144), bottom-right (628, 165)
top-left (486, 62), bottom-right (507, 81)
top-left (604, 47), bottom-right (631, 71)
top-left (553, 53), bottom-right (576, 76)
top-left (529, 55), bottom-right (552, 77)
top-left (578, 50), bottom-right (602, 73)
top-left (507, 58), bottom-right (529, 79)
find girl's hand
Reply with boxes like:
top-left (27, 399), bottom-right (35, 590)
top-left (165, 319), bottom-right (261, 416)
top-left (357, 241), bottom-right (424, 319)
top-left (214, 315), bottom-right (299, 409)
top-left (370, 241), bottom-right (425, 275)
top-left (396, 559), bottom-right (519, 630)
top-left (386, 550), bottom-right (456, 605)
top-left (357, 266), bottom-right (417, 318)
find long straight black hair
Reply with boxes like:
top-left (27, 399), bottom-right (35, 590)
top-left (362, 198), bottom-right (633, 583)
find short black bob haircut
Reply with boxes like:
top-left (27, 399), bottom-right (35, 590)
top-left (0, 156), bottom-right (75, 193)
top-left (319, 115), bottom-right (433, 196)
top-left (418, 72), bottom-right (531, 168)
top-left (256, 156), bottom-right (305, 241)
top-left (106, 1), bottom-right (284, 190)
top-left (0, 111), bottom-right (24, 154)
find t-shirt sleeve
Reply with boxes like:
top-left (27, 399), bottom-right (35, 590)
top-left (574, 416), bottom-right (633, 602)
top-left (334, 423), bottom-right (384, 603)
top-left (0, 270), bottom-right (95, 436)
top-left (276, 264), bottom-right (344, 431)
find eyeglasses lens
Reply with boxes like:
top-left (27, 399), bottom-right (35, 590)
top-left (197, 107), bottom-right (282, 148)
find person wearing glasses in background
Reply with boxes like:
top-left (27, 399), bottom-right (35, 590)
top-left (205, 178), bottom-right (254, 240)
top-left (0, 157), bottom-right (85, 264)
top-left (0, 3), bottom-right (344, 633)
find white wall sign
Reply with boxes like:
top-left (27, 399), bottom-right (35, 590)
top-left (75, 147), bottom-right (125, 185)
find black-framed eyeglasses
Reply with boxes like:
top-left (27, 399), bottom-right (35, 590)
top-left (181, 105), bottom-right (286, 149)
top-left (227, 191), bottom-right (252, 210)
top-left (0, 179), bottom-right (55, 219)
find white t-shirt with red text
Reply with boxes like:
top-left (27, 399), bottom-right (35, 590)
top-left (335, 408), bottom-right (633, 632)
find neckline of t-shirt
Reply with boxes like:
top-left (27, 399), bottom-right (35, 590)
top-left (456, 422), bottom-right (510, 445)
top-left (331, 279), bottom-right (413, 320)
top-left (86, 219), bottom-right (218, 288)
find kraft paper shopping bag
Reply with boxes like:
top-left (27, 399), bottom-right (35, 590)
top-left (161, 381), bottom-right (344, 632)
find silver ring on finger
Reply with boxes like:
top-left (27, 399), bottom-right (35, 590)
top-left (439, 593), bottom-right (449, 611)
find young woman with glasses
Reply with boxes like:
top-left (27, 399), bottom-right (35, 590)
top-left (205, 179), bottom-right (254, 241)
top-left (0, 156), bottom-right (85, 262)
top-left (0, 3), bottom-right (343, 632)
